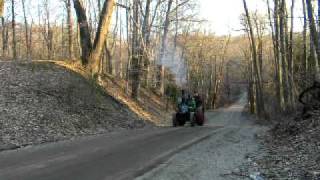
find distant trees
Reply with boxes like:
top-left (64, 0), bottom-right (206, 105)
top-left (62, 0), bottom-right (200, 99)
top-left (0, 0), bottom-right (243, 108)
top-left (241, 0), bottom-right (320, 118)
top-left (177, 32), bottom-right (239, 109)
top-left (0, 0), bottom-right (184, 96)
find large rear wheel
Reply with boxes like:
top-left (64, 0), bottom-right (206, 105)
top-left (195, 109), bottom-right (205, 126)
top-left (172, 114), bottom-right (177, 127)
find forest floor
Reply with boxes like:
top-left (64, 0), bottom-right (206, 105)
top-left (0, 61), bottom-right (170, 151)
top-left (240, 109), bottom-right (320, 180)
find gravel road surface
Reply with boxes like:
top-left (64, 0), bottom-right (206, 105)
top-left (0, 126), bottom-right (220, 180)
top-left (136, 95), bottom-right (267, 180)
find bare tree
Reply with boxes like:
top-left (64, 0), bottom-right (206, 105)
top-left (42, 0), bottom-right (54, 59)
top-left (11, 0), bottom-right (17, 59)
top-left (73, 0), bottom-right (92, 64)
top-left (65, 0), bottom-right (73, 60)
top-left (242, 0), bottom-right (266, 118)
top-left (22, 0), bottom-right (31, 59)
top-left (159, 0), bottom-right (174, 95)
top-left (141, 0), bottom-right (152, 87)
top-left (1, 16), bottom-right (8, 57)
top-left (302, 0), bottom-right (308, 76)
top-left (288, 0), bottom-right (295, 104)
top-left (73, 0), bottom-right (115, 75)
top-left (130, 0), bottom-right (142, 98)
top-left (306, 0), bottom-right (320, 75)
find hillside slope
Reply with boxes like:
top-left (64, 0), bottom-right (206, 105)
top-left (55, 60), bottom-right (173, 126)
top-left (0, 61), bottom-right (155, 149)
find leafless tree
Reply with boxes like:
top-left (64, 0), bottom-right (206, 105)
top-left (11, 0), bottom-right (17, 59)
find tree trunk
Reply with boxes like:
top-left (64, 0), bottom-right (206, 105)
top-left (174, 0), bottom-right (179, 49)
top-left (11, 0), bottom-right (17, 59)
top-left (131, 0), bottom-right (141, 99)
top-left (73, 0), bottom-right (115, 75)
top-left (318, 0), bottom-right (320, 47)
top-left (267, 0), bottom-right (282, 111)
top-left (243, 0), bottom-right (266, 118)
top-left (66, 0), bottom-right (74, 60)
top-left (288, 0), bottom-right (295, 105)
top-left (212, 58), bottom-right (218, 109)
top-left (73, 0), bottom-right (93, 65)
top-left (248, 51), bottom-right (256, 114)
top-left (1, 17), bottom-right (8, 57)
top-left (274, 0), bottom-right (286, 111)
top-left (22, 0), bottom-right (30, 60)
top-left (43, 0), bottom-right (53, 60)
top-left (306, 0), bottom-right (320, 74)
top-left (118, 1), bottom-right (123, 78)
top-left (278, 0), bottom-right (293, 110)
top-left (105, 42), bottom-right (112, 74)
top-left (125, 5), bottom-right (131, 94)
top-left (29, 21), bottom-right (33, 59)
top-left (142, 0), bottom-right (152, 88)
top-left (90, 0), bottom-right (115, 74)
top-left (279, 0), bottom-right (291, 110)
top-left (159, 0), bottom-right (174, 95)
top-left (302, 0), bottom-right (308, 76)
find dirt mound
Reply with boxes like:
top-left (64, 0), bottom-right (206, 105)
top-left (55, 61), bottom-right (173, 126)
top-left (0, 61), bottom-right (152, 149)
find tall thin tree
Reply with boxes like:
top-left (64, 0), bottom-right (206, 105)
top-left (243, 0), bottom-right (266, 118)
top-left (11, 0), bottom-right (17, 59)
top-left (159, 0), bottom-right (174, 95)
top-left (22, 0), bottom-right (30, 59)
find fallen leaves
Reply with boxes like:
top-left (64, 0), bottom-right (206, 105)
top-left (0, 62), bottom-right (153, 151)
top-left (242, 110), bottom-right (320, 179)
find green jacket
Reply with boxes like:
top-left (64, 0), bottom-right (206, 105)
top-left (187, 98), bottom-right (196, 112)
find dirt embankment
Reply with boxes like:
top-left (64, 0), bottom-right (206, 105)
top-left (241, 109), bottom-right (320, 179)
top-left (55, 61), bottom-right (173, 126)
top-left (256, 111), bottom-right (320, 179)
top-left (0, 61), bottom-right (155, 150)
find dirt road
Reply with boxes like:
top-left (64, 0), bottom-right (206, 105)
top-left (0, 126), bottom-right (220, 180)
top-left (137, 95), bottom-right (266, 180)
top-left (0, 94), bottom-right (263, 180)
